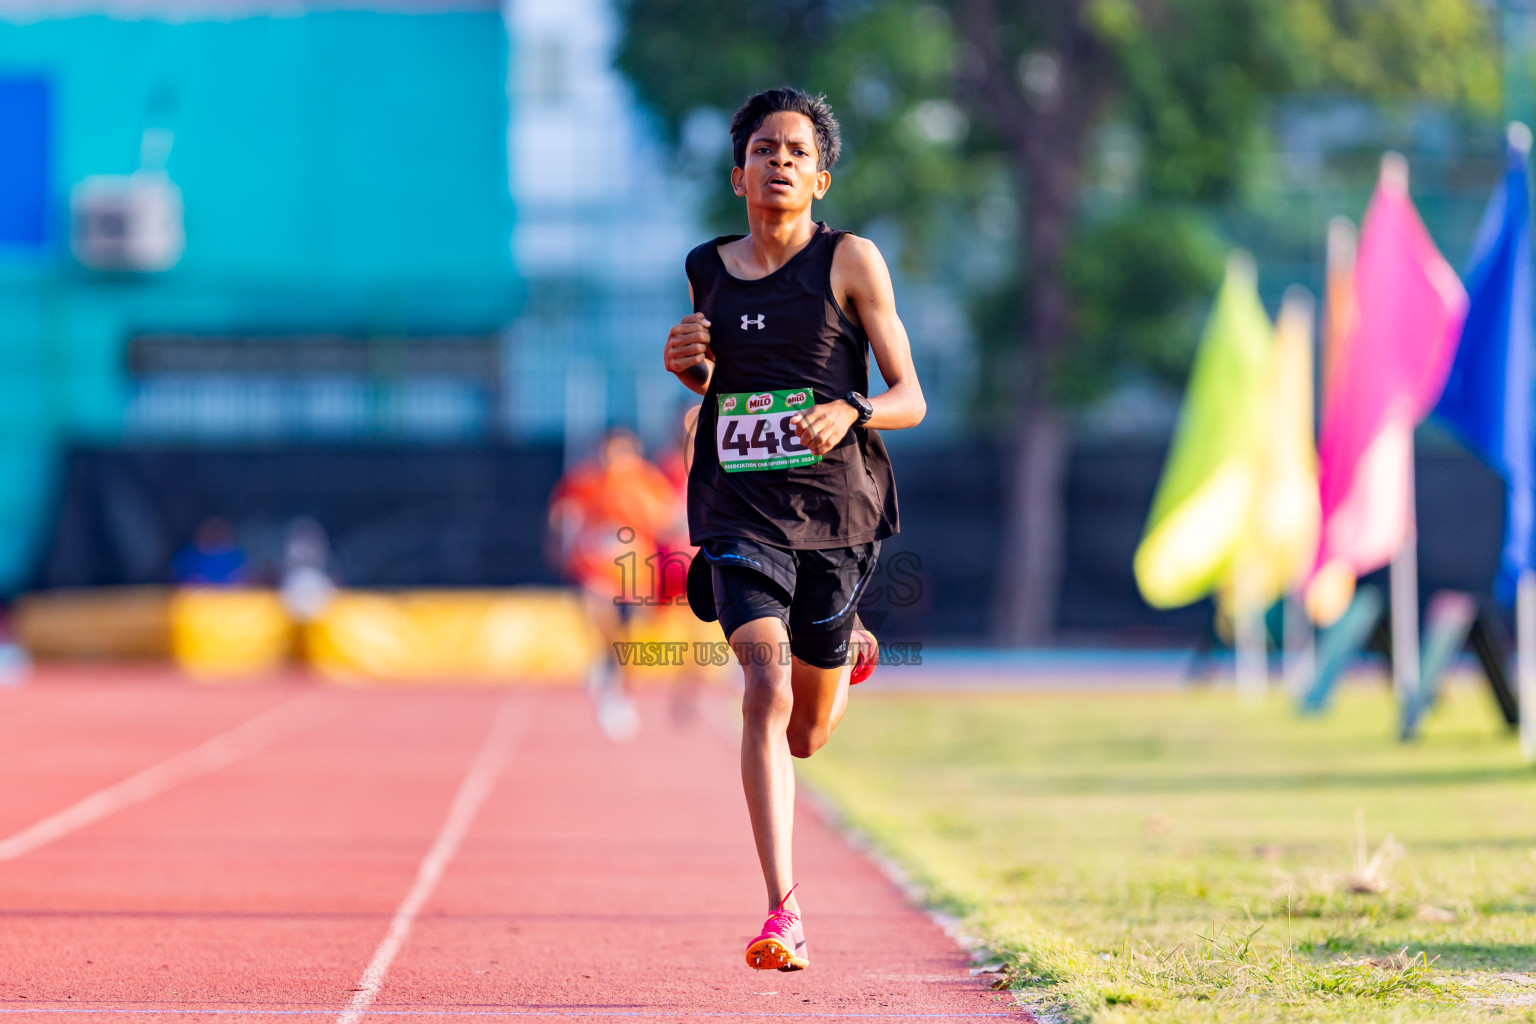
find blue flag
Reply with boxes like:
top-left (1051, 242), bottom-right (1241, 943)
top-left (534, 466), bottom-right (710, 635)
top-left (1435, 129), bottom-right (1534, 602)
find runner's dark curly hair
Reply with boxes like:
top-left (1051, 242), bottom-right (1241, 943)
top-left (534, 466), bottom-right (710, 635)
top-left (729, 88), bottom-right (842, 172)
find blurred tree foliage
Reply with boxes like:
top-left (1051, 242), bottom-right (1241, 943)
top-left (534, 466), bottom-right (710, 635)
top-left (615, 2), bottom-right (983, 255)
top-left (615, 0), bottom-right (1499, 640)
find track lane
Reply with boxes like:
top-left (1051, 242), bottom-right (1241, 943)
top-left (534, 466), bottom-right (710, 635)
top-left (0, 675), bottom-right (1021, 1023)
top-left (0, 692), bottom-right (323, 862)
top-left (0, 677), bottom-right (308, 839)
top-left (0, 683), bottom-right (532, 1023)
top-left (386, 690), bottom-right (1021, 1023)
top-left (339, 694), bottom-right (533, 1024)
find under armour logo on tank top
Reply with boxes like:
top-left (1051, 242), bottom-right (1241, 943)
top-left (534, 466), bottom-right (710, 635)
top-left (741, 314), bottom-right (765, 330)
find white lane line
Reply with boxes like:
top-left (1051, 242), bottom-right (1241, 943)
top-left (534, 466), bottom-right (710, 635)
top-left (337, 693), bottom-right (532, 1024)
top-left (0, 691), bottom-right (324, 862)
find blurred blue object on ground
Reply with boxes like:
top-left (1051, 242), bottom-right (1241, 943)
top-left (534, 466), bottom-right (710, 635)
top-left (1301, 586), bottom-right (1385, 714)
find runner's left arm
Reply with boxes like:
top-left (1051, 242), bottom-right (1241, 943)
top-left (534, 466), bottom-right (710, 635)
top-left (791, 236), bottom-right (926, 455)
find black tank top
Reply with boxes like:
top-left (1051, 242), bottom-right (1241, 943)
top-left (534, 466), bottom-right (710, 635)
top-left (685, 222), bottom-right (899, 549)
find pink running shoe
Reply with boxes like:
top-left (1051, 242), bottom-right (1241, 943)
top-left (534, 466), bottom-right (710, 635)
top-left (849, 627), bottom-right (879, 686)
top-left (745, 886), bottom-right (809, 971)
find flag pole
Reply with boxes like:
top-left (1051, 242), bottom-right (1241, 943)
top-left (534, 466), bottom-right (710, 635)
top-left (1519, 569), bottom-right (1536, 759)
top-left (1389, 520), bottom-right (1420, 705)
top-left (1379, 153), bottom-right (1422, 706)
top-left (1234, 553), bottom-right (1267, 705)
top-left (1283, 595), bottom-right (1315, 699)
top-left (1283, 285), bottom-right (1319, 698)
top-left (1225, 250), bottom-right (1266, 706)
top-left (1512, 122), bottom-right (1536, 761)
top-left (1323, 217), bottom-right (1357, 399)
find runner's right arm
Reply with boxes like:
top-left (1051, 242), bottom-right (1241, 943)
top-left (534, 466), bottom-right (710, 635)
top-left (665, 286), bottom-right (713, 396)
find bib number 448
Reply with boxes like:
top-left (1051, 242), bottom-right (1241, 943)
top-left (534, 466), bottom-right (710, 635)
top-left (720, 417), bottom-right (802, 456)
top-left (716, 389), bottom-right (821, 472)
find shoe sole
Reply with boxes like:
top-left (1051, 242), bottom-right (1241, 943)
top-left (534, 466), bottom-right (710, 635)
top-left (745, 937), bottom-right (808, 972)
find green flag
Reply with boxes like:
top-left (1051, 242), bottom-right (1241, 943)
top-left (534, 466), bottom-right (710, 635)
top-left (1135, 254), bottom-right (1273, 609)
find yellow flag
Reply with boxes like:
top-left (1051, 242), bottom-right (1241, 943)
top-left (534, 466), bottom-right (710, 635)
top-left (1135, 254), bottom-right (1272, 609)
top-left (1249, 287), bottom-right (1322, 602)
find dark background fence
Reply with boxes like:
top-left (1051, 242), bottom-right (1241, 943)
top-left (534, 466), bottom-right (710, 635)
top-left (34, 441), bottom-right (1505, 646)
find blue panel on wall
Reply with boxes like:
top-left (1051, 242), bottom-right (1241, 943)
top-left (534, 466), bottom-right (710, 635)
top-left (0, 75), bottom-right (50, 249)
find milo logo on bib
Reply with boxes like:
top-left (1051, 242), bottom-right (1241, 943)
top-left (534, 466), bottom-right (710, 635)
top-left (716, 388), bottom-right (821, 473)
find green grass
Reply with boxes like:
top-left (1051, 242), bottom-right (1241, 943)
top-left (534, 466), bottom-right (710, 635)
top-left (799, 682), bottom-right (1536, 1023)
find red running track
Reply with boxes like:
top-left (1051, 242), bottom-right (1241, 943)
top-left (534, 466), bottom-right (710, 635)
top-left (0, 669), bottom-right (1025, 1023)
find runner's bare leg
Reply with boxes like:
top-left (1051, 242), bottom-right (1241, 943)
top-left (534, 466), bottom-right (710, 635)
top-left (787, 657), bottom-right (850, 756)
top-left (733, 616), bottom-right (850, 914)
top-left (733, 616), bottom-right (800, 914)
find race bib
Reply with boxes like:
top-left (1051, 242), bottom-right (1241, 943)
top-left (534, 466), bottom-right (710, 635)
top-left (716, 388), bottom-right (821, 473)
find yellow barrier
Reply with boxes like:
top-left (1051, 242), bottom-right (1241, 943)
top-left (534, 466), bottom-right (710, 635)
top-left (169, 589), bottom-right (294, 678)
top-left (15, 586), bottom-right (175, 661)
top-left (15, 584), bottom-right (730, 686)
top-left (305, 589), bottom-right (604, 684)
top-left (621, 605), bottom-right (732, 684)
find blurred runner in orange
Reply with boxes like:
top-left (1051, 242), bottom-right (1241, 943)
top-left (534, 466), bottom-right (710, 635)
top-left (655, 405), bottom-right (707, 725)
top-left (654, 404), bottom-right (701, 606)
top-left (548, 428), bottom-right (679, 741)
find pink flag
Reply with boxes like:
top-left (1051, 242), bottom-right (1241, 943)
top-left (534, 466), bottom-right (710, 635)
top-left (1307, 156), bottom-right (1468, 625)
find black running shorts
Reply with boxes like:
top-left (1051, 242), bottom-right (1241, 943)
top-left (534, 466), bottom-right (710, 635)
top-left (686, 537), bottom-right (879, 670)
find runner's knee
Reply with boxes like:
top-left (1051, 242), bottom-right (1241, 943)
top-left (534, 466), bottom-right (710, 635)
top-left (741, 664), bottom-right (792, 723)
top-left (787, 722), bottom-right (828, 759)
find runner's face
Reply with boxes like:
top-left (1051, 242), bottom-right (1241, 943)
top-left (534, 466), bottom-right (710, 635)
top-left (732, 112), bottom-right (831, 211)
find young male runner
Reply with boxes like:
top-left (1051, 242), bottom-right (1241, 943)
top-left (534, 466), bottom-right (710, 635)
top-left (663, 88), bottom-right (926, 972)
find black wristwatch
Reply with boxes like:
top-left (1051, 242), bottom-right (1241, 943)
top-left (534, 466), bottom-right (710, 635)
top-left (845, 391), bottom-right (874, 426)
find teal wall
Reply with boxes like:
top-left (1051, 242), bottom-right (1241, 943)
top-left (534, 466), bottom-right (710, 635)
top-left (0, 11), bottom-right (515, 589)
